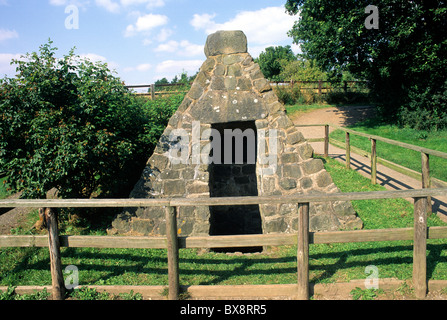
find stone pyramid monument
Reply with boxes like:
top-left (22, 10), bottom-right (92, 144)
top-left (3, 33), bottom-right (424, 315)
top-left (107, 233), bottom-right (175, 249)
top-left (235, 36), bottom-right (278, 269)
top-left (111, 30), bottom-right (363, 237)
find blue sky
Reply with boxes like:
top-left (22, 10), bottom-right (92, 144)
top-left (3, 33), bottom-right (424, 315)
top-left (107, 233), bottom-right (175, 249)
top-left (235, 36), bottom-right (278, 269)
top-left (0, 0), bottom-right (300, 86)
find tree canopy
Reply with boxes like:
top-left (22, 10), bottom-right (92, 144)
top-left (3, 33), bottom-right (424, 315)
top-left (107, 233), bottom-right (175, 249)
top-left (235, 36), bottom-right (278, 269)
top-left (286, 0), bottom-right (447, 129)
top-left (0, 41), bottom-right (175, 199)
top-left (255, 45), bottom-right (297, 81)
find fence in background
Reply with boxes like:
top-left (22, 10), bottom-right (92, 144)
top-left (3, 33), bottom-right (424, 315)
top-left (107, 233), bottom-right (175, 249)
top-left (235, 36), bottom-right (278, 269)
top-left (125, 81), bottom-right (368, 100)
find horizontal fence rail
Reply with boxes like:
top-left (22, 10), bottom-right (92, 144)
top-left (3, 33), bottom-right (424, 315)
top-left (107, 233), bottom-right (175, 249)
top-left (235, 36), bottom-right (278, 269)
top-left (296, 123), bottom-right (447, 196)
top-left (1, 188), bottom-right (447, 300)
top-left (1, 188), bottom-right (445, 208)
top-left (125, 80), bottom-right (368, 99)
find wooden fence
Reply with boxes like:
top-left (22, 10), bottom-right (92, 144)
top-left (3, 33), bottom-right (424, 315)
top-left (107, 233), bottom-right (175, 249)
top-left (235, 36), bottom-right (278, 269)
top-left (1, 188), bottom-right (447, 300)
top-left (125, 81), bottom-right (368, 100)
top-left (296, 124), bottom-right (447, 193)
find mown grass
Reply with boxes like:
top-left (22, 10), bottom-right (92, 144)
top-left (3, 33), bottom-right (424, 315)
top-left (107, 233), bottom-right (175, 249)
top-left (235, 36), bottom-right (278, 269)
top-left (285, 103), bottom-right (332, 117)
top-left (0, 176), bottom-right (9, 200)
top-left (330, 121), bottom-right (447, 182)
top-left (1, 157), bottom-right (446, 293)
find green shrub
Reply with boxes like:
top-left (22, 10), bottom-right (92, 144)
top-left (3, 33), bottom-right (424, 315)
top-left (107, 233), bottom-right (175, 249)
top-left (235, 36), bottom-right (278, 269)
top-left (398, 80), bottom-right (447, 131)
top-left (0, 41), bottom-right (180, 201)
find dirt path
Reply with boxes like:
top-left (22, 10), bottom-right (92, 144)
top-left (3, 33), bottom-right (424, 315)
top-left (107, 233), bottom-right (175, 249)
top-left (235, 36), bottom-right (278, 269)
top-left (291, 105), bottom-right (447, 222)
top-left (0, 192), bottom-right (37, 234)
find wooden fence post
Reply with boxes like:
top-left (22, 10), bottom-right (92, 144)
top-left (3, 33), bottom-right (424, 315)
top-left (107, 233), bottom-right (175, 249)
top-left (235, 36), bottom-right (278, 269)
top-left (318, 80), bottom-right (323, 96)
top-left (324, 125), bottom-right (329, 158)
top-left (421, 153), bottom-right (432, 214)
top-left (43, 208), bottom-right (65, 300)
top-left (150, 84), bottom-right (155, 100)
top-left (413, 197), bottom-right (428, 299)
top-left (166, 206), bottom-right (179, 300)
top-left (346, 132), bottom-right (351, 169)
top-left (371, 138), bottom-right (377, 184)
top-left (297, 202), bottom-right (310, 300)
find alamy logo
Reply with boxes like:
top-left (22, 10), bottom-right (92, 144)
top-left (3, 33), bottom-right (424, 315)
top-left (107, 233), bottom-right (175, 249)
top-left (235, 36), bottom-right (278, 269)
top-left (365, 5), bottom-right (379, 30)
top-left (65, 5), bottom-right (79, 30)
top-left (168, 121), bottom-right (278, 175)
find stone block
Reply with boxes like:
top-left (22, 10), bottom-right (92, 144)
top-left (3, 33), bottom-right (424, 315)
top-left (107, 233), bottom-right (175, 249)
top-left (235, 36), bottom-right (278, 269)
top-left (254, 78), bottom-right (271, 93)
top-left (300, 177), bottom-right (313, 189)
top-left (205, 30), bottom-right (248, 57)
top-left (163, 180), bottom-right (186, 196)
top-left (287, 131), bottom-right (305, 145)
top-left (281, 153), bottom-right (299, 164)
top-left (195, 206), bottom-right (210, 220)
top-left (136, 206), bottom-right (165, 220)
top-left (282, 164), bottom-right (302, 179)
top-left (111, 212), bottom-right (133, 233)
top-left (223, 54), bottom-right (245, 65)
top-left (279, 178), bottom-right (297, 190)
top-left (302, 159), bottom-right (324, 175)
top-left (310, 214), bottom-right (340, 232)
top-left (201, 58), bottom-right (216, 73)
top-left (187, 182), bottom-right (209, 194)
top-left (188, 83), bottom-right (204, 100)
top-left (132, 219), bottom-right (156, 236)
top-left (160, 170), bottom-right (180, 180)
top-left (297, 143), bottom-right (314, 160)
top-left (265, 218), bottom-right (288, 233)
top-left (227, 64), bottom-right (242, 77)
top-left (237, 77), bottom-right (251, 91)
top-left (316, 171), bottom-right (333, 188)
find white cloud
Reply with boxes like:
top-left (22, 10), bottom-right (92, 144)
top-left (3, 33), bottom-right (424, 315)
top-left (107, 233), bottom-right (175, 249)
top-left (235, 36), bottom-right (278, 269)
top-left (49, 0), bottom-right (89, 8)
top-left (50, 0), bottom-right (164, 13)
top-left (156, 28), bottom-right (173, 42)
top-left (0, 53), bottom-right (23, 77)
top-left (125, 13), bottom-right (169, 37)
top-left (124, 63), bottom-right (152, 72)
top-left (80, 53), bottom-right (108, 63)
top-left (0, 29), bottom-right (18, 42)
top-left (191, 6), bottom-right (296, 46)
top-left (155, 59), bottom-right (202, 75)
top-left (79, 53), bottom-right (119, 70)
top-left (95, 0), bottom-right (120, 13)
top-left (191, 13), bottom-right (216, 31)
top-left (155, 40), bottom-right (203, 57)
top-left (49, 0), bottom-right (66, 5)
top-left (120, 0), bottom-right (164, 9)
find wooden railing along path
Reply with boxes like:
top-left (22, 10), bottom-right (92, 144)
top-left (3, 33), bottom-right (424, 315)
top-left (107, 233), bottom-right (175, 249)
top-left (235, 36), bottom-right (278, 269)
top-left (296, 124), bottom-right (447, 191)
top-left (1, 188), bottom-right (447, 300)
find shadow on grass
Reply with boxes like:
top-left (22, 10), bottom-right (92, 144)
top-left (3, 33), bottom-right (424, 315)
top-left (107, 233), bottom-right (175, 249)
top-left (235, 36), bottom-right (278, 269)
top-left (4, 242), bottom-right (446, 287)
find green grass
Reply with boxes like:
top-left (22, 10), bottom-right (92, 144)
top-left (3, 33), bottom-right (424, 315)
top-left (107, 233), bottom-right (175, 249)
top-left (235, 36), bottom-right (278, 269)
top-left (0, 176), bottom-right (9, 200)
top-left (285, 103), bottom-right (332, 117)
top-left (330, 122), bottom-right (447, 182)
top-left (1, 157), bottom-right (446, 294)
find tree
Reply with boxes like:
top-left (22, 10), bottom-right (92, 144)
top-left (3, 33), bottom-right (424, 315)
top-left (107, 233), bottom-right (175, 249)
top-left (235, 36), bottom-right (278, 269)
top-left (285, 0), bottom-right (447, 128)
top-left (255, 45), bottom-right (297, 81)
top-left (279, 58), bottom-right (327, 82)
top-left (0, 41), bottom-right (151, 199)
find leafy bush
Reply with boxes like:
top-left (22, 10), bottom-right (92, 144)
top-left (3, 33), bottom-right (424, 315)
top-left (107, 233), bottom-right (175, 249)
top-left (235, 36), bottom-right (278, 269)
top-left (0, 41), bottom-right (180, 201)
top-left (398, 80), bottom-right (447, 131)
top-left (325, 90), bottom-right (370, 105)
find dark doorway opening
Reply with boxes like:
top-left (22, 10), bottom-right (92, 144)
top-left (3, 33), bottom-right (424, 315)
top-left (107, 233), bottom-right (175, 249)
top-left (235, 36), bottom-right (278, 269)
top-left (208, 121), bottom-right (262, 253)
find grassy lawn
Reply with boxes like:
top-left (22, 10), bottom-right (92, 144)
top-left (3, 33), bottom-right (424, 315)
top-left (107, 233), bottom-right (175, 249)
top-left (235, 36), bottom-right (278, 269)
top-left (1, 156), bottom-right (446, 293)
top-left (285, 103), bottom-right (332, 117)
top-left (330, 122), bottom-right (447, 182)
top-left (0, 176), bottom-right (9, 200)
